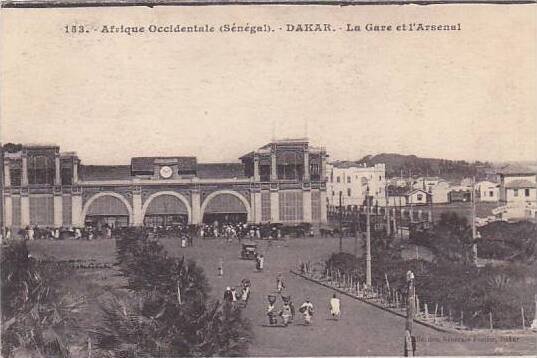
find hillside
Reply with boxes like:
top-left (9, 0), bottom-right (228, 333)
top-left (353, 153), bottom-right (493, 180)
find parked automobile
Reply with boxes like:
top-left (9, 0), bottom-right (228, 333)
top-left (241, 241), bottom-right (258, 260)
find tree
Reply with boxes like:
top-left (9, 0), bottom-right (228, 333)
top-left (418, 212), bottom-right (476, 264)
top-left (1, 240), bottom-right (83, 358)
top-left (93, 231), bottom-right (251, 357)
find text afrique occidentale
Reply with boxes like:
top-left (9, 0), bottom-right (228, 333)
top-left (69, 23), bottom-right (462, 36)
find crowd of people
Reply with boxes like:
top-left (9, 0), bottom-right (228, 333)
top-left (1, 225), bottom-right (114, 242)
top-left (223, 278), bottom-right (251, 307)
top-left (1, 218), bottom-right (319, 245)
top-left (263, 274), bottom-right (341, 327)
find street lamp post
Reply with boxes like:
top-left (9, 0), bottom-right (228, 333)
top-left (339, 191), bottom-right (343, 252)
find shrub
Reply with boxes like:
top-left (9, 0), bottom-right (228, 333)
top-left (93, 232), bottom-right (251, 357)
top-left (1, 239), bottom-right (82, 358)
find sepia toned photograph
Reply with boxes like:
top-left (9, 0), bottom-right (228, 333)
top-left (0, 3), bottom-right (536, 357)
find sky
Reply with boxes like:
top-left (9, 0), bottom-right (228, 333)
top-left (1, 5), bottom-right (536, 165)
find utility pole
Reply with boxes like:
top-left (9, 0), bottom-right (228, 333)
top-left (385, 185), bottom-right (391, 236)
top-left (404, 270), bottom-right (416, 356)
top-left (339, 191), bottom-right (343, 252)
top-left (353, 207), bottom-right (359, 257)
top-left (399, 194), bottom-right (404, 239)
top-left (366, 186), bottom-right (372, 287)
top-left (471, 176), bottom-right (478, 266)
top-left (0, 142), bottom-right (5, 239)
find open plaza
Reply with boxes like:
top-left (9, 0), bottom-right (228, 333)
top-left (24, 234), bottom-right (537, 356)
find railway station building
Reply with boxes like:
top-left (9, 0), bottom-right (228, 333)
top-left (2, 139), bottom-right (328, 229)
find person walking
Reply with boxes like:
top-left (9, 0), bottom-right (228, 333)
top-left (255, 254), bottom-right (264, 272)
top-left (223, 287), bottom-right (233, 303)
top-left (240, 284), bottom-right (250, 307)
top-left (329, 293), bottom-right (341, 320)
top-left (276, 273), bottom-right (285, 294)
top-left (266, 295), bottom-right (277, 325)
top-left (231, 287), bottom-right (238, 302)
top-left (218, 258), bottom-right (224, 277)
top-left (299, 297), bottom-right (314, 325)
top-left (187, 234), bottom-right (193, 247)
top-left (279, 301), bottom-right (293, 327)
top-left (27, 226), bottom-right (34, 241)
top-left (258, 254), bottom-right (264, 271)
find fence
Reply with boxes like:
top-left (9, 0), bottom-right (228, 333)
top-left (297, 260), bottom-right (534, 332)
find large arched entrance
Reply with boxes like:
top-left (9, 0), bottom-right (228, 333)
top-left (201, 190), bottom-right (251, 224)
top-left (82, 193), bottom-right (133, 229)
top-left (141, 192), bottom-right (191, 227)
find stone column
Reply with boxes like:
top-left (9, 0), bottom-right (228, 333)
top-left (249, 188), bottom-right (262, 223)
top-left (21, 154), bottom-right (28, 186)
top-left (132, 187), bottom-right (143, 226)
top-left (54, 154), bottom-right (61, 186)
top-left (53, 193), bottom-right (63, 228)
top-left (303, 188), bottom-right (312, 223)
top-left (270, 187), bottom-right (279, 222)
top-left (254, 191), bottom-right (262, 224)
top-left (191, 189), bottom-right (201, 225)
top-left (303, 149), bottom-right (310, 182)
top-left (271, 151), bottom-right (277, 181)
top-left (71, 193), bottom-right (83, 227)
top-left (3, 160), bottom-right (10, 187)
top-left (320, 189), bottom-right (328, 224)
top-left (253, 155), bottom-right (260, 182)
top-left (20, 193), bottom-right (30, 227)
top-left (3, 194), bottom-right (12, 227)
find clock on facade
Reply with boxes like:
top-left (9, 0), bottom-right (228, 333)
top-left (159, 166), bottom-right (173, 179)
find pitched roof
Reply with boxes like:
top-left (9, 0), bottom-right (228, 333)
top-left (79, 165), bottom-right (132, 181)
top-left (505, 179), bottom-right (536, 189)
top-left (408, 189), bottom-right (430, 195)
top-left (197, 163), bottom-right (246, 179)
top-left (497, 164), bottom-right (535, 175)
top-left (239, 138), bottom-right (309, 159)
top-left (131, 157), bottom-right (197, 173)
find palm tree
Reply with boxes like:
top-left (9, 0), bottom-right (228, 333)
top-left (92, 233), bottom-right (251, 357)
top-left (1, 240), bottom-right (83, 358)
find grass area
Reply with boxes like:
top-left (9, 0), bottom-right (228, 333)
top-left (28, 239), bottom-right (116, 263)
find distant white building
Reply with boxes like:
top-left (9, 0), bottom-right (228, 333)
top-left (388, 177), bottom-right (411, 188)
top-left (430, 181), bottom-right (451, 204)
top-left (493, 166), bottom-right (537, 220)
top-left (460, 177), bottom-right (474, 187)
top-left (499, 173), bottom-right (536, 205)
top-left (407, 189), bottom-right (430, 206)
top-left (411, 177), bottom-right (450, 204)
top-left (476, 180), bottom-right (500, 202)
top-left (326, 162), bottom-right (386, 207)
top-left (412, 177), bottom-right (441, 191)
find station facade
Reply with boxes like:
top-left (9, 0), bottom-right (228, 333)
top-left (2, 139), bottom-right (328, 229)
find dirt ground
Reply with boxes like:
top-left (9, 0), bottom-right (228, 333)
top-left (27, 236), bottom-right (537, 356)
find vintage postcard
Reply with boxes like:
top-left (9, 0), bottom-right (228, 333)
top-left (0, 2), bottom-right (536, 357)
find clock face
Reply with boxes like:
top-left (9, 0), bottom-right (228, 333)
top-left (160, 166), bottom-right (173, 179)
